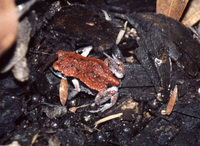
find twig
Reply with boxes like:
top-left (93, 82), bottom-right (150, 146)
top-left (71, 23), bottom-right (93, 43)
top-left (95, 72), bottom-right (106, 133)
top-left (94, 113), bottom-right (123, 127)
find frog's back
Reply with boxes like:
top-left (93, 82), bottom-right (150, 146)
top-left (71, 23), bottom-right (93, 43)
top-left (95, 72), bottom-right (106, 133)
top-left (53, 51), bottom-right (120, 91)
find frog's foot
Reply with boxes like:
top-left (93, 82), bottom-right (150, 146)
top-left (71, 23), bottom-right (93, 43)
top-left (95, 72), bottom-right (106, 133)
top-left (89, 86), bottom-right (119, 113)
top-left (50, 67), bottom-right (67, 80)
top-left (103, 52), bottom-right (125, 78)
top-left (68, 78), bottom-right (81, 100)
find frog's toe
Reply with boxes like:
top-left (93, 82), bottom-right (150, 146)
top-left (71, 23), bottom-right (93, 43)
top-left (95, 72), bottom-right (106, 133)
top-left (99, 103), bottom-right (114, 112)
top-left (90, 89), bottom-right (119, 113)
top-left (89, 102), bottom-right (115, 113)
top-left (89, 109), bottom-right (101, 113)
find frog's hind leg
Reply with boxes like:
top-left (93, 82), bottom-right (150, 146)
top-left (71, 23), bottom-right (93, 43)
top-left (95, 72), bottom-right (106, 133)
top-left (90, 86), bottom-right (119, 113)
top-left (49, 67), bottom-right (67, 80)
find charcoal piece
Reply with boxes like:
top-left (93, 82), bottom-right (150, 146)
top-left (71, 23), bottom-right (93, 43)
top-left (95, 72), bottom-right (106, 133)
top-left (131, 118), bottom-right (179, 145)
top-left (125, 13), bottom-right (200, 75)
top-left (121, 63), bottom-right (153, 87)
top-left (117, 13), bottom-right (200, 101)
top-left (0, 95), bottom-right (22, 137)
top-left (48, 4), bottom-right (119, 52)
top-left (54, 128), bottom-right (85, 146)
top-left (120, 87), bottom-right (155, 101)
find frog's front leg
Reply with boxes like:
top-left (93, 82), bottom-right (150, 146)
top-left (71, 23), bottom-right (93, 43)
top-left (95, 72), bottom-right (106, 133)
top-left (68, 78), bottom-right (81, 100)
top-left (90, 86), bottom-right (118, 113)
top-left (50, 67), bottom-right (81, 100)
top-left (103, 52), bottom-right (125, 78)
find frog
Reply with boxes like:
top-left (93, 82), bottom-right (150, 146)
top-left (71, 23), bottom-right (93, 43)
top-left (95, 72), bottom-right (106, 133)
top-left (52, 46), bottom-right (125, 112)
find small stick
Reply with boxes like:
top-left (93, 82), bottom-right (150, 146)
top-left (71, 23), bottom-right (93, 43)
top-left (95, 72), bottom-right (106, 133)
top-left (69, 104), bottom-right (90, 113)
top-left (116, 21), bottom-right (128, 45)
top-left (94, 113), bottom-right (123, 127)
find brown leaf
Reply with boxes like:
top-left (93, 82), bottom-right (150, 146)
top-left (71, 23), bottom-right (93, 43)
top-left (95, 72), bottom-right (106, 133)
top-left (59, 78), bottom-right (68, 106)
top-left (0, 0), bottom-right (18, 57)
top-left (156, 0), bottom-right (189, 20)
top-left (181, 0), bottom-right (200, 26)
top-left (165, 85), bottom-right (178, 115)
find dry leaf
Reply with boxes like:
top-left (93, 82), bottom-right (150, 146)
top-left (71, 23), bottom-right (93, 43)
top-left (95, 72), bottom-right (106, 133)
top-left (161, 85), bottom-right (178, 115)
top-left (0, 0), bottom-right (18, 57)
top-left (156, 0), bottom-right (189, 20)
top-left (59, 78), bottom-right (68, 106)
top-left (182, 0), bottom-right (200, 26)
top-left (166, 85), bottom-right (177, 115)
